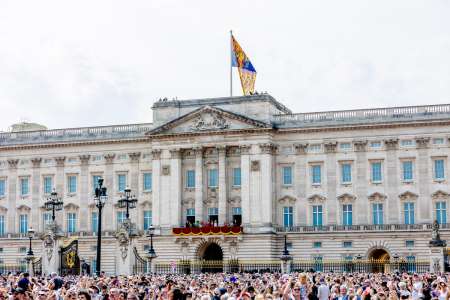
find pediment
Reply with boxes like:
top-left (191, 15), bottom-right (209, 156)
top-left (64, 203), bottom-right (79, 210)
top-left (307, 194), bottom-right (326, 203)
top-left (398, 191), bottom-right (418, 200)
top-left (17, 205), bottom-right (31, 211)
top-left (278, 195), bottom-right (296, 204)
top-left (368, 192), bottom-right (387, 201)
top-left (432, 190), bottom-right (450, 199)
top-left (337, 193), bottom-right (356, 202)
top-left (146, 106), bottom-right (271, 136)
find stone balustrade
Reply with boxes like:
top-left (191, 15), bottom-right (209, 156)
top-left (275, 223), bottom-right (444, 233)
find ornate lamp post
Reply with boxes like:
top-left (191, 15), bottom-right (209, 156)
top-left (117, 187), bottom-right (137, 224)
top-left (280, 234), bottom-right (292, 273)
top-left (44, 190), bottom-right (63, 227)
top-left (94, 178), bottom-right (108, 276)
top-left (26, 227), bottom-right (35, 275)
top-left (392, 253), bottom-right (400, 273)
top-left (146, 225), bottom-right (157, 273)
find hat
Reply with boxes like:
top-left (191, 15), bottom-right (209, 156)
top-left (219, 288), bottom-right (227, 295)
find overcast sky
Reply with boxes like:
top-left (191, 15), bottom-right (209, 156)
top-left (0, 0), bottom-right (449, 130)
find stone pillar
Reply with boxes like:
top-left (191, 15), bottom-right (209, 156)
top-left (79, 155), bottom-right (90, 231)
top-left (115, 231), bottom-right (134, 275)
top-left (259, 143), bottom-right (276, 230)
top-left (416, 137), bottom-right (431, 222)
top-left (384, 139), bottom-right (399, 224)
top-left (103, 154), bottom-right (115, 231)
top-left (31, 158), bottom-right (42, 231)
top-left (151, 150), bottom-right (162, 228)
top-left (240, 145), bottom-right (251, 227)
top-left (218, 146), bottom-right (227, 225)
top-left (42, 231), bottom-right (60, 275)
top-left (324, 142), bottom-right (337, 225)
top-left (429, 246), bottom-right (445, 273)
top-left (353, 141), bottom-right (368, 224)
top-left (169, 149), bottom-right (182, 227)
top-left (128, 152), bottom-right (141, 223)
top-left (294, 144), bottom-right (308, 225)
top-left (7, 159), bottom-right (19, 233)
top-left (194, 147), bottom-right (204, 223)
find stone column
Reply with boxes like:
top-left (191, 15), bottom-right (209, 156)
top-left (294, 144), bottom-right (308, 225)
top-left (384, 139), bottom-right (399, 224)
top-left (259, 143), bottom-right (276, 230)
top-left (240, 145), bottom-right (251, 227)
top-left (79, 155), bottom-right (90, 231)
top-left (128, 152), bottom-right (141, 223)
top-left (353, 141), bottom-right (368, 224)
top-left (103, 154), bottom-right (115, 231)
top-left (324, 142), bottom-right (338, 225)
top-left (194, 147), bottom-right (204, 223)
top-left (416, 137), bottom-right (431, 223)
top-left (7, 159), bottom-right (19, 233)
top-left (31, 158), bottom-right (42, 231)
top-left (169, 149), bottom-right (182, 227)
top-left (151, 149), bottom-right (162, 228)
top-left (218, 146), bottom-right (227, 225)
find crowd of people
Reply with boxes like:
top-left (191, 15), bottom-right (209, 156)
top-left (2, 271), bottom-right (450, 300)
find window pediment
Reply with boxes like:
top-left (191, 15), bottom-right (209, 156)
top-left (181, 198), bottom-right (194, 206)
top-left (368, 192), bottom-right (387, 202)
top-left (278, 195), bottom-right (296, 205)
top-left (227, 196), bottom-right (241, 205)
top-left (398, 191), bottom-right (418, 201)
top-left (307, 194), bottom-right (326, 203)
top-left (432, 190), bottom-right (450, 199)
top-left (17, 205), bottom-right (31, 211)
top-left (64, 203), bottom-right (79, 210)
top-left (337, 193), bottom-right (356, 203)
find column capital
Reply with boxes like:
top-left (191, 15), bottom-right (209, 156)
top-left (324, 141), bottom-right (338, 153)
top-left (416, 137), bottom-right (430, 149)
top-left (103, 153), bottom-right (115, 164)
top-left (170, 149), bottom-right (181, 159)
top-left (54, 156), bottom-right (66, 167)
top-left (239, 145), bottom-right (251, 155)
top-left (7, 159), bottom-right (19, 169)
top-left (293, 143), bottom-right (308, 155)
top-left (353, 140), bottom-right (368, 152)
top-left (216, 145), bottom-right (227, 155)
top-left (151, 149), bottom-right (162, 160)
top-left (31, 157), bottom-right (42, 168)
top-left (259, 143), bottom-right (277, 154)
top-left (384, 138), bottom-right (399, 150)
top-left (193, 147), bottom-right (203, 157)
top-left (79, 154), bottom-right (91, 165)
top-left (128, 152), bottom-right (141, 162)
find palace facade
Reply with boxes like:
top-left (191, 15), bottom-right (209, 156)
top-left (0, 94), bottom-right (450, 274)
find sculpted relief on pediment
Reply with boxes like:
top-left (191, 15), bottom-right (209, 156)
top-left (190, 112), bottom-right (230, 131)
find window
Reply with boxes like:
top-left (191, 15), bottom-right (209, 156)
top-left (186, 170), bottom-right (195, 188)
top-left (91, 212), bottom-right (98, 232)
top-left (67, 213), bottom-right (76, 233)
top-left (20, 178), bottom-right (29, 196)
top-left (434, 159), bottom-right (445, 180)
top-left (343, 241), bottom-right (353, 248)
top-left (370, 141), bottom-right (382, 148)
top-left (0, 179), bottom-right (5, 196)
top-left (282, 166), bottom-right (292, 186)
top-left (0, 216), bottom-right (4, 235)
top-left (283, 206), bottom-right (293, 227)
top-left (372, 203), bottom-right (383, 225)
top-left (43, 213), bottom-right (52, 229)
top-left (340, 143), bottom-right (351, 150)
top-left (186, 208), bottom-right (195, 225)
top-left (118, 174), bottom-right (127, 192)
top-left (92, 175), bottom-right (102, 194)
top-left (402, 161), bottom-right (413, 181)
top-left (312, 165), bottom-right (321, 185)
top-left (404, 202), bottom-right (415, 225)
top-left (232, 207), bottom-right (242, 226)
top-left (433, 138), bottom-right (444, 145)
top-left (208, 169), bottom-right (218, 188)
top-left (371, 162), bottom-right (382, 183)
top-left (117, 211), bottom-right (126, 226)
top-left (405, 240), bottom-right (415, 248)
top-left (43, 176), bottom-right (53, 194)
top-left (313, 241), bottom-right (322, 248)
top-left (313, 205), bottom-right (323, 226)
top-left (143, 210), bottom-right (152, 230)
top-left (401, 139), bottom-right (414, 147)
top-left (343, 204), bottom-right (352, 226)
top-left (19, 214), bottom-right (28, 234)
top-left (233, 168), bottom-right (241, 187)
top-left (341, 164), bottom-right (352, 184)
top-left (143, 173), bottom-right (152, 191)
top-left (436, 202), bottom-right (447, 224)
top-left (68, 175), bottom-right (77, 193)
top-left (208, 207), bottom-right (219, 224)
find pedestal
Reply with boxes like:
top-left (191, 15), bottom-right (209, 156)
top-left (429, 246), bottom-right (445, 273)
top-left (116, 241), bottom-right (134, 275)
top-left (280, 256), bottom-right (292, 274)
top-left (26, 257), bottom-right (35, 276)
top-left (42, 240), bottom-right (60, 275)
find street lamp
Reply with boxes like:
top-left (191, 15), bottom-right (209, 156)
top-left (280, 234), bottom-right (292, 273)
top-left (44, 189), bottom-right (63, 223)
top-left (117, 187), bottom-right (137, 220)
top-left (26, 227), bottom-right (35, 275)
top-left (146, 225), bottom-right (157, 273)
top-left (94, 178), bottom-right (108, 276)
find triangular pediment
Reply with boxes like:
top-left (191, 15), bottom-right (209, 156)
top-left (146, 106), bottom-right (271, 136)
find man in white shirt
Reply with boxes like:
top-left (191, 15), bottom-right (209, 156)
top-left (317, 278), bottom-right (329, 300)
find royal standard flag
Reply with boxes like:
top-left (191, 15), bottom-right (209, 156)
top-left (231, 35), bottom-right (257, 95)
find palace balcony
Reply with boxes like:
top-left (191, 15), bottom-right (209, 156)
top-left (172, 225), bottom-right (243, 236)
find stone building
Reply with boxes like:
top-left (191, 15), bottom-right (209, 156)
top-left (0, 94), bottom-right (449, 274)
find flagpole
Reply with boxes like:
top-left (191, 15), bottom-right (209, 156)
top-left (230, 30), bottom-right (233, 97)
